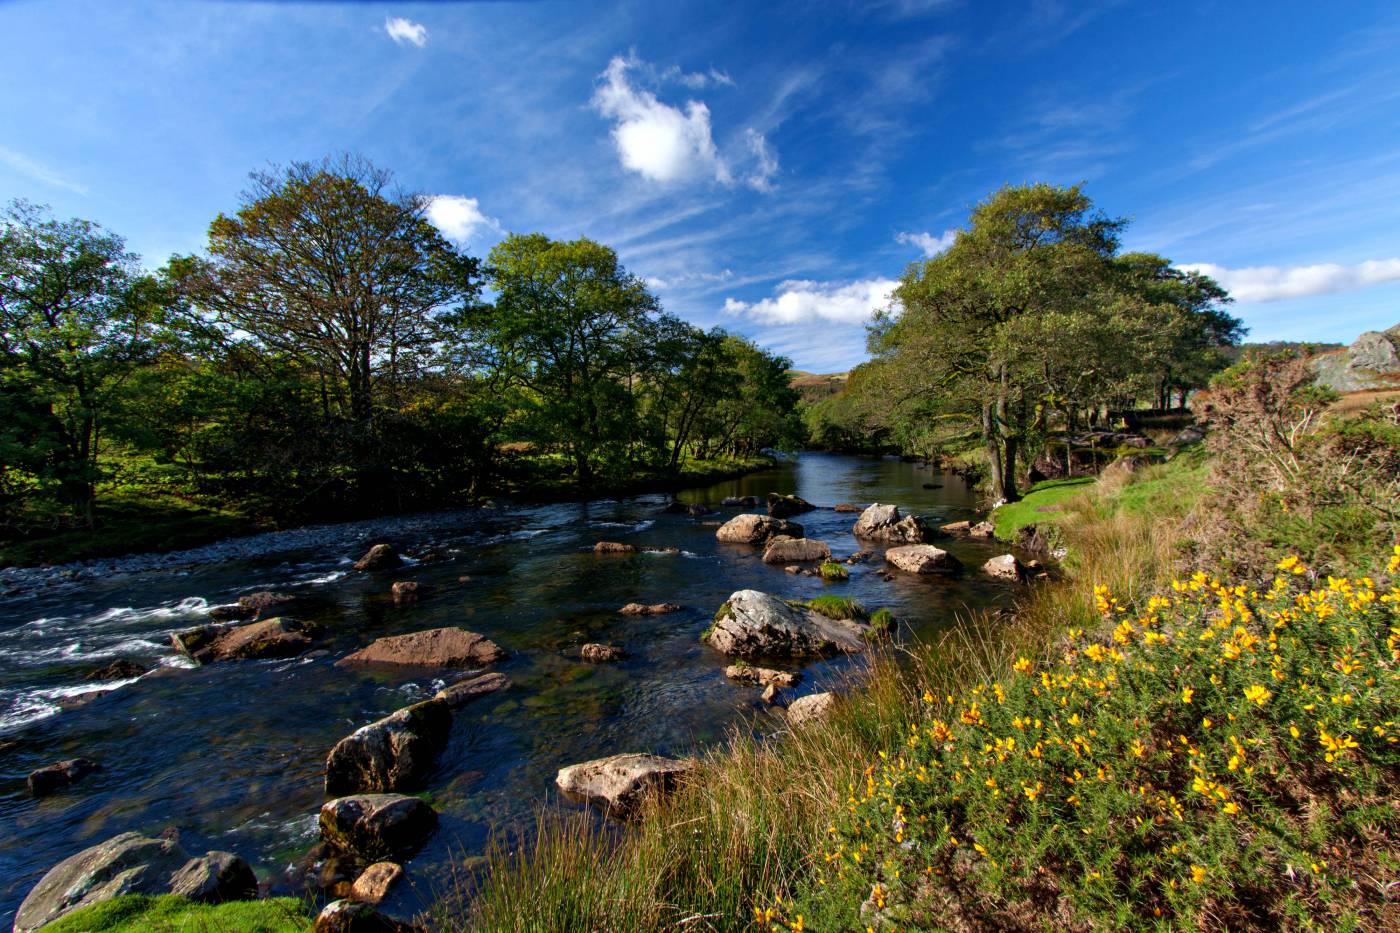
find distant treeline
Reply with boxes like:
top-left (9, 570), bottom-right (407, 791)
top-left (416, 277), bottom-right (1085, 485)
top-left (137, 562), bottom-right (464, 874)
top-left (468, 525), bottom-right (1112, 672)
top-left (0, 155), bottom-right (802, 535)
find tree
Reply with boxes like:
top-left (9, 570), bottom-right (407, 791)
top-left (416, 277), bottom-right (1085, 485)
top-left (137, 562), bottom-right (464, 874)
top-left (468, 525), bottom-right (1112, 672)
top-left (0, 200), bottom-right (168, 523)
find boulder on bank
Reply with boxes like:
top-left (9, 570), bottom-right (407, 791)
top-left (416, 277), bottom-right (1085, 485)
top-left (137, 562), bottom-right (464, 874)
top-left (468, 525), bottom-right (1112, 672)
top-left (982, 554), bottom-right (1027, 581)
top-left (555, 753), bottom-right (697, 818)
top-left (884, 545), bottom-right (963, 575)
top-left (337, 627), bottom-right (504, 669)
top-left (171, 617), bottom-right (315, 665)
top-left (786, 692), bottom-right (838, 726)
top-left (433, 672), bottom-right (510, 709)
top-left (852, 503), bottom-right (932, 544)
top-left (761, 536), bottom-right (832, 564)
top-left (724, 665), bottom-right (799, 688)
top-left (704, 590), bottom-right (869, 659)
top-left (355, 544), bottom-right (402, 572)
top-left (581, 643), bottom-right (627, 663)
top-left (325, 699), bottom-right (452, 795)
top-left (619, 602), bottom-right (681, 615)
top-left (593, 541), bottom-right (637, 554)
top-left (766, 493), bottom-right (816, 519)
top-left (320, 794), bottom-right (438, 862)
top-left (14, 832), bottom-right (257, 933)
top-left (168, 851), bottom-right (258, 904)
top-left (715, 513), bottom-right (803, 545)
top-left (28, 757), bottom-right (100, 797)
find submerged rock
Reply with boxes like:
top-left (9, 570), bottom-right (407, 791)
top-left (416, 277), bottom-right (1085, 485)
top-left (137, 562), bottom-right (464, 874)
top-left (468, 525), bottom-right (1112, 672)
top-left (390, 581), bottom-right (428, 604)
top-left (786, 692), bottom-right (838, 726)
top-left (433, 672), bottom-right (510, 708)
top-left (320, 794), bottom-right (438, 862)
top-left (28, 757), bottom-right (100, 797)
top-left (618, 602), bottom-right (681, 615)
top-left (761, 536), bottom-right (832, 564)
top-left (555, 753), bottom-right (697, 818)
top-left (168, 851), bottom-right (258, 903)
top-left (714, 513), bottom-right (803, 545)
top-left (766, 492), bottom-right (816, 519)
top-left (85, 658), bottom-right (149, 681)
top-left (852, 503), bottom-right (932, 544)
top-left (337, 627), bottom-right (504, 669)
top-left (704, 590), bottom-right (869, 659)
top-left (580, 643), bottom-right (627, 663)
top-left (884, 545), bottom-right (963, 575)
top-left (593, 541), bottom-right (638, 554)
top-left (325, 699), bottom-right (452, 795)
top-left (355, 544), bottom-right (402, 572)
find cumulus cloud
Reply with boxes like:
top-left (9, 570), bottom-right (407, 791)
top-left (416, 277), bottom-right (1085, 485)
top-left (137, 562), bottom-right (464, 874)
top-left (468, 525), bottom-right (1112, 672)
top-left (1178, 258), bottom-right (1400, 302)
top-left (384, 17), bottom-right (428, 47)
top-left (425, 195), bottom-right (501, 245)
top-left (896, 229), bottom-right (956, 257)
top-left (722, 278), bottom-right (899, 325)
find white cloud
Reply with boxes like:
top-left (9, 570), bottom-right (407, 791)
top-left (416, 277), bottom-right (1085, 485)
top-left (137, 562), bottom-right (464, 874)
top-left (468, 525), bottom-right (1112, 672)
top-left (722, 277), bottom-right (899, 325)
top-left (425, 195), bottom-right (501, 245)
top-left (745, 129), bottom-right (779, 191)
top-left (384, 17), bottom-right (427, 48)
top-left (0, 145), bottom-right (87, 195)
top-left (1178, 258), bottom-right (1400, 302)
top-left (592, 55), bottom-right (727, 185)
top-left (666, 66), bottom-right (735, 89)
top-left (896, 229), bottom-right (956, 257)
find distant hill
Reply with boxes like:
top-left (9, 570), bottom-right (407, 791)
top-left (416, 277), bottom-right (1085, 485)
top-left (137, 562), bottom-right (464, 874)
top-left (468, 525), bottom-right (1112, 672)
top-left (788, 370), bottom-right (849, 403)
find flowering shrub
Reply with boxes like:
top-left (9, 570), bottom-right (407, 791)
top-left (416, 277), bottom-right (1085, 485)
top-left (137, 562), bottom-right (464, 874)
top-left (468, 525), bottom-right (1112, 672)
top-left (763, 547), bottom-right (1400, 931)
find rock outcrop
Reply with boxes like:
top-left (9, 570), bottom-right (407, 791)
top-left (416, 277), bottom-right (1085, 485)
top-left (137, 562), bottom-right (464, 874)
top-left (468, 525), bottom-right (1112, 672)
top-left (851, 503), bottom-right (931, 544)
top-left (704, 590), bottom-right (869, 659)
top-left (337, 627), bottom-right (504, 669)
top-left (325, 699), bottom-right (452, 795)
top-left (761, 536), bottom-right (832, 564)
top-left (28, 757), bottom-right (100, 797)
top-left (355, 544), bottom-right (402, 572)
top-left (1312, 324), bottom-right (1400, 392)
top-left (884, 545), bottom-right (963, 575)
top-left (320, 794), bottom-right (438, 861)
top-left (433, 672), bottom-right (509, 708)
top-left (786, 692), bottom-right (838, 726)
top-left (555, 753), bottom-right (697, 818)
top-left (766, 493), bottom-right (816, 519)
top-left (715, 513), bottom-right (803, 545)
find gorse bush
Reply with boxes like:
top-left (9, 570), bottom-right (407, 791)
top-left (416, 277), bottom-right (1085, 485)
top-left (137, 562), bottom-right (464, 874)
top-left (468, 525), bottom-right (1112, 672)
top-left (765, 548), bottom-right (1400, 931)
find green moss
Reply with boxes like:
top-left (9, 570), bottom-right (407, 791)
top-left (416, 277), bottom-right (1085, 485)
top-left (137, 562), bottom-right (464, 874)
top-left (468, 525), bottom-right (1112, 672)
top-left (819, 561), bottom-right (849, 581)
top-left (805, 595), bottom-right (867, 621)
top-left (39, 895), bottom-right (312, 933)
top-left (868, 607), bottom-right (895, 632)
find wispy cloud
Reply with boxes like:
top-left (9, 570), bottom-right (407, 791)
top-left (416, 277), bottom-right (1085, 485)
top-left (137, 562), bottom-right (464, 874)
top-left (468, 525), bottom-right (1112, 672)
top-left (896, 229), bottom-right (956, 257)
top-left (0, 145), bottom-right (87, 195)
top-left (384, 17), bottom-right (428, 48)
top-left (425, 195), bottom-right (501, 245)
top-left (663, 65), bottom-right (734, 89)
top-left (722, 277), bottom-right (899, 325)
top-left (744, 129), bottom-right (779, 191)
top-left (1179, 258), bottom-right (1400, 302)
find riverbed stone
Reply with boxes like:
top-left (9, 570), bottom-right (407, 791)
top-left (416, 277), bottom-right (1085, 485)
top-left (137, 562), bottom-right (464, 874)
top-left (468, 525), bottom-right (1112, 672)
top-left (325, 699), bottom-right (452, 795)
top-left (85, 658), bottom-right (149, 681)
top-left (168, 850), bottom-right (258, 903)
top-left (28, 757), bottom-right (101, 797)
top-left (350, 861), bottom-right (404, 905)
top-left (787, 692), bottom-right (838, 726)
top-left (760, 536), bottom-right (831, 564)
top-left (968, 521), bottom-right (996, 538)
top-left (555, 753), bottom-right (697, 818)
top-left (721, 495), bottom-right (759, 507)
top-left (884, 545), bottom-right (963, 575)
top-left (724, 665), bottom-right (799, 688)
top-left (337, 627), bottom-right (504, 669)
top-left (14, 831), bottom-right (191, 933)
top-left (766, 492), bottom-right (816, 519)
top-left (320, 794), bottom-right (438, 861)
top-left (593, 541), bottom-right (638, 554)
top-left (833, 503), bottom-right (863, 513)
top-left (390, 581), bottom-right (428, 604)
top-left (852, 504), bottom-right (932, 544)
top-left (618, 602), bottom-right (681, 615)
top-left (580, 643), bottom-right (627, 663)
top-left (982, 554), bottom-right (1027, 581)
top-left (704, 590), bottom-right (869, 659)
top-left (210, 617), bottom-right (315, 661)
top-left (714, 513), bottom-right (803, 545)
top-left (433, 672), bottom-right (510, 708)
top-left (355, 544), bottom-right (402, 572)
top-left (939, 520), bottom-right (972, 535)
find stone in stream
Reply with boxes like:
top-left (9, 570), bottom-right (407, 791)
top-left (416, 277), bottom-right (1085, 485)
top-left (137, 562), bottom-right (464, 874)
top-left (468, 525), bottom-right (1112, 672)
top-left (968, 521), bottom-right (996, 538)
top-left (580, 643), bottom-right (627, 663)
top-left (320, 794), bottom-right (438, 862)
top-left (28, 757), bottom-right (101, 797)
top-left (433, 672), bottom-right (510, 708)
top-left (939, 520), bottom-right (972, 535)
top-left (832, 503), bottom-right (863, 513)
top-left (618, 602), bottom-right (681, 615)
top-left (237, 590), bottom-right (297, 619)
top-left (982, 553), bottom-right (1028, 581)
top-left (390, 581), bottom-right (429, 604)
top-left (786, 692), bottom-right (838, 726)
top-left (85, 658), bottom-right (149, 681)
top-left (355, 544), bottom-right (403, 572)
top-left (315, 898), bottom-right (419, 933)
top-left (852, 503), bottom-right (933, 544)
top-left (723, 665), bottom-right (799, 688)
top-left (760, 536), bottom-right (831, 564)
top-left (593, 540), bottom-right (637, 554)
top-left (766, 492), bottom-right (817, 519)
top-left (714, 513), bottom-right (803, 545)
top-left (168, 851), bottom-right (258, 903)
top-left (554, 753), bottom-right (697, 818)
top-left (170, 617), bottom-right (315, 665)
top-left (337, 627), bottom-right (504, 669)
top-left (325, 699), bottom-right (453, 795)
top-left (721, 495), bottom-right (759, 507)
top-left (686, 503), bottom-right (712, 516)
top-left (884, 545), bottom-right (963, 575)
top-left (704, 590), bottom-right (870, 659)
top-left (350, 861), bottom-right (405, 905)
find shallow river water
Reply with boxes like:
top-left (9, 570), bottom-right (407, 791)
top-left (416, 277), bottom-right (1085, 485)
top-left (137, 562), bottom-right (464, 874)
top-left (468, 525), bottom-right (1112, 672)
top-left (0, 452), bottom-right (1021, 926)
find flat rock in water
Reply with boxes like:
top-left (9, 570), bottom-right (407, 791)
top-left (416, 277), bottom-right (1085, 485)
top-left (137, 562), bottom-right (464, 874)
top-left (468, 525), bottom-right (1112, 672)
top-left (28, 757), bottom-right (101, 797)
top-left (884, 545), bottom-right (963, 575)
top-left (210, 617), bottom-right (315, 662)
top-left (555, 753), bottom-right (697, 818)
top-left (337, 627), bottom-right (504, 669)
top-left (787, 692), bottom-right (838, 726)
top-left (852, 503), bottom-right (932, 544)
top-left (325, 699), bottom-right (452, 795)
top-left (761, 536), bottom-right (831, 564)
top-left (704, 590), bottom-right (869, 659)
top-left (724, 665), bottom-right (799, 688)
top-left (320, 794), bottom-right (438, 862)
top-left (939, 520), bottom-right (971, 535)
top-left (433, 672), bottom-right (510, 708)
top-left (714, 513), bottom-right (803, 545)
top-left (618, 602), bottom-right (681, 615)
top-left (168, 851), bottom-right (258, 904)
top-left (354, 544), bottom-right (402, 572)
top-left (832, 503), bottom-right (863, 513)
top-left (14, 832), bottom-right (191, 933)
top-left (349, 861), bottom-right (404, 906)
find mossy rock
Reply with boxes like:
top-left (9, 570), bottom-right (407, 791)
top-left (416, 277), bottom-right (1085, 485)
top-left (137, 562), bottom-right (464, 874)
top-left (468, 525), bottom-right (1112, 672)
top-left (38, 894), bottom-right (311, 932)
top-left (819, 561), bottom-right (850, 581)
top-left (805, 595), bottom-right (867, 621)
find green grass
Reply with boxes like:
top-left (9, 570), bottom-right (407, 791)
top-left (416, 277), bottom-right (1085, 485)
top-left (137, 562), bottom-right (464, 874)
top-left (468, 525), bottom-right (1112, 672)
top-left (804, 594), bottom-right (867, 620)
top-left (818, 560), bottom-right (849, 581)
top-left (990, 477), bottom-right (1095, 540)
top-left (39, 895), bottom-right (311, 933)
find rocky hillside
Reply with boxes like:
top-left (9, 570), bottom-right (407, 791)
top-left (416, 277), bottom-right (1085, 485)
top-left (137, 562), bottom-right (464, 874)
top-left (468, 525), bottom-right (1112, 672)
top-left (1312, 322), bottom-right (1400, 392)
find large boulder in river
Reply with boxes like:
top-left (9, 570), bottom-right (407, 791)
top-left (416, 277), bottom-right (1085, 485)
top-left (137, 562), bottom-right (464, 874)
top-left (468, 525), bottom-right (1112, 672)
top-left (760, 536), bottom-right (831, 564)
top-left (168, 851), bottom-right (258, 904)
top-left (704, 590), bottom-right (869, 659)
top-left (555, 753), bottom-right (697, 818)
top-left (852, 503), bottom-right (932, 544)
top-left (766, 492), bottom-right (816, 519)
top-left (15, 832), bottom-right (193, 932)
top-left (172, 617), bottom-right (315, 664)
top-left (337, 627), bottom-right (504, 669)
top-left (884, 545), bottom-right (963, 575)
top-left (325, 699), bottom-right (452, 795)
top-left (320, 794), bottom-right (438, 862)
top-left (715, 513), bottom-right (803, 545)
top-left (28, 757), bottom-right (100, 797)
top-left (355, 544), bottom-right (402, 572)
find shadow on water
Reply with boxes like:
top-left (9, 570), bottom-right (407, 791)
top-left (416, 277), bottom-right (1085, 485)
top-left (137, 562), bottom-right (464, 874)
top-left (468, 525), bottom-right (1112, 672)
top-left (0, 452), bottom-right (1018, 924)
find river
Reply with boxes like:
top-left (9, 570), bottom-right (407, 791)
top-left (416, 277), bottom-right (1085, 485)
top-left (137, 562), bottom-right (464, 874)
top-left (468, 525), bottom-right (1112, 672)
top-left (0, 452), bottom-right (1020, 926)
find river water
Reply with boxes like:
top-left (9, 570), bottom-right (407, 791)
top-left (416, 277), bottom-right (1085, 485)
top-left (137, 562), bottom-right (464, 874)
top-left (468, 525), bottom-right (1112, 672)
top-left (0, 452), bottom-right (1019, 926)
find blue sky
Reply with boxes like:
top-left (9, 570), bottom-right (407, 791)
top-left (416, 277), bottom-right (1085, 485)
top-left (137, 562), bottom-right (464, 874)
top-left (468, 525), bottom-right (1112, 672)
top-left (3, 0), bottom-right (1399, 372)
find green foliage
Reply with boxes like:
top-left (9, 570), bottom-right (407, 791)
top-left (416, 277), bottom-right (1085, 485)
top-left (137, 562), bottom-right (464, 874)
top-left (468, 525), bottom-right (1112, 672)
top-left (39, 895), bottom-right (311, 932)
top-left (818, 560), bottom-right (849, 581)
top-left (805, 595), bottom-right (867, 620)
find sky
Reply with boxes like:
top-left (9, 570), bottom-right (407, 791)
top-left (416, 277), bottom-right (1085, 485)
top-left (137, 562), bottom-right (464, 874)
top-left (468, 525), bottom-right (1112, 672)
top-left (2, 0), bottom-right (1399, 372)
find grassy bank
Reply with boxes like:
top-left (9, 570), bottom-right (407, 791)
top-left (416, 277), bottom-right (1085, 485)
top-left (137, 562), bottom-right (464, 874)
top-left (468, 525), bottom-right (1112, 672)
top-left (39, 894), bottom-right (311, 932)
